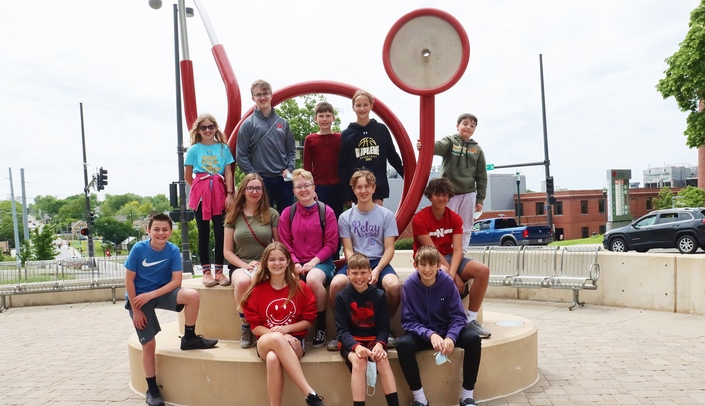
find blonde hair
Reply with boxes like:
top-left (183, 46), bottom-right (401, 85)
top-left (240, 242), bottom-right (302, 307)
top-left (347, 252), bottom-right (371, 271)
top-left (224, 173), bottom-right (273, 225)
top-left (291, 168), bottom-right (314, 184)
top-left (188, 113), bottom-right (227, 145)
top-left (351, 89), bottom-right (374, 106)
top-left (349, 169), bottom-right (376, 187)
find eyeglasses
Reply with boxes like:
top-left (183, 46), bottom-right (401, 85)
top-left (293, 183), bottom-right (314, 190)
top-left (253, 91), bottom-right (271, 99)
top-left (198, 124), bottom-right (216, 131)
top-left (245, 186), bottom-right (263, 193)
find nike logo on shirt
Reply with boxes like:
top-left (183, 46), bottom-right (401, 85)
top-left (142, 259), bottom-right (167, 267)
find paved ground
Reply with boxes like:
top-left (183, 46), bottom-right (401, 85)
top-left (1, 299), bottom-right (704, 406)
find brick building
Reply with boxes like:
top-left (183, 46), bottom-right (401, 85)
top-left (496, 188), bottom-right (668, 241)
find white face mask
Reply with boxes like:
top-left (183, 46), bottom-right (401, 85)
top-left (434, 351), bottom-right (451, 365)
top-left (366, 359), bottom-right (377, 396)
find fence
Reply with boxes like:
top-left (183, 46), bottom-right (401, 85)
top-left (0, 256), bottom-right (127, 311)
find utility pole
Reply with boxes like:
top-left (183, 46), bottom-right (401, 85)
top-left (539, 54), bottom-right (554, 235)
top-left (79, 102), bottom-right (95, 258)
top-left (8, 168), bottom-right (21, 264)
top-left (20, 169), bottom-right (30, 242)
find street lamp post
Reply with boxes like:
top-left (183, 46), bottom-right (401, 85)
top-left (515, 172), bottom-right (521, 226)
top-left (601, 187), bottom-right (607, 232)
top-left (150, 1), bottom-right (194, 273)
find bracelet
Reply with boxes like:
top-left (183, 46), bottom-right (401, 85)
top-left (227, 190), bottom-right (234, 195)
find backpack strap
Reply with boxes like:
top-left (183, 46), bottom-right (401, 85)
top-left (289, 201), bottom-right (327, 247)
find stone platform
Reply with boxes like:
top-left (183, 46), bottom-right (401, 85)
top-left (128, 277), bottom-right (538, 405)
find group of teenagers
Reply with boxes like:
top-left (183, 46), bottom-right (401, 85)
top-left (124, 79), bottom-right (490, 406)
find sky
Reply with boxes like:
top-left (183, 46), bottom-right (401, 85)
top-left (0, 0), bottom-right (701, 205)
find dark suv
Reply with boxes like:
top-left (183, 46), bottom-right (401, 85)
top-left (603, 207), bottom-right (705, 254)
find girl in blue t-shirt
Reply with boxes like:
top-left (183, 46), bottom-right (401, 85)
top-left (185, 113), bottom-right (235, 287)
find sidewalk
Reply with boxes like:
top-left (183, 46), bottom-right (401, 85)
top-left (1, 299), bottom-right (703, 405)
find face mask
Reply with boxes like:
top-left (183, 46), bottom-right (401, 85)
top-left (366, 359), bottom-right (377, 396)
top-left (434, 351), bottom-right (451, 365)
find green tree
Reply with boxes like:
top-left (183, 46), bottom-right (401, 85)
top-left (32, 225), bottom-right (59, 261)
top-left (117, 201), bottom-right (143, 221)
top-left (32, 195), bottom-right (65, 218)
top-left (169, 219), bottom-right (200, 260)
top-left (18, 239), bottom-right (32, 266)
top-left (101, 193), bottom-right (144, 216)
top-left (656, 1), bottom-right (705, 148)
top-left (93, 217), bottom-right (134, 246)
top-left (0, 200), bottom-right (25, 247)
top-left (144, 194), bottom-right (171, 213)
top-left (679, 185), bottom-right (705, 207)
top-left (276, 94), bottom-right (342, 168)
top-left (654, 187), bottom-right (675, 209)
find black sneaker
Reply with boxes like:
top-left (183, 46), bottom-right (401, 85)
top-left (466, 319), bottom-right (491, 339)
top-left (459, 397), bottom-right (476, 406)
top-left (312, 329), bottom-right (326, 348)
top-left (305, 392), bottom-right (325, 406)
top-left (145, 388), bottom-right (165, 406)
top-left (180, 334), bottom-right (218, 350)
top-left (387, 331), bottom-right (398, 348)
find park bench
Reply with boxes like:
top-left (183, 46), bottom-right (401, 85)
top-left (466, 245), bottom-right (601, 310)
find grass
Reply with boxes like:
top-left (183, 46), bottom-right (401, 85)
top-left (549, 234), bottom-right (604, 246)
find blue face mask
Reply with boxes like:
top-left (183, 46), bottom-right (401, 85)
top-left (434, 351), bottom-right (451, 365)
top-left (366, 359), bottom-right (377, 396)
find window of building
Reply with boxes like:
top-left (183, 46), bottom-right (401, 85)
top-left (554, 201), bottom-right (563, 215)
top-left (599, 225), bottom-right (605, 234)
top-left (598, 199), bottom-right (605, 214)
top-left (535, 202), bottom-right (545, 215)
top-left (515, 202), bottom-right (523, 216)
top-left (581, 227), bottom-right (589, 238)
top-left (646, 198), bottom-right (653, 210)
top-left (580, 200), bottom-right (588, 214)
top-left (555, 228), bottom-right (564, 240)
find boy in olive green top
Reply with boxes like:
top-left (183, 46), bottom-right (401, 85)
top-left (418, 113), bottom-right (486, 247)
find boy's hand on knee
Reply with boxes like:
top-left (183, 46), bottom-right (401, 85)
top-left (441, 337), bottom-right (455, 355)
top-left (371, 343), bottom-right (387, 361)
top-left (369, 269), bottom-right (380, 285)
top-left (132, 293), bottom-right (151, 309)
top-left (132, 309), bottom-right (147, 330)
top-left (454, 277), bottom-right (466, 294)
top-left (354, 345), bottom-right (372, 359)
top-left (430, 333), bottom-right (444, 352)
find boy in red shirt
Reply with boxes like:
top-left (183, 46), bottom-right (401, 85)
top-left (412, 178), bottom-right (491, 338)
top-left (303, 101), bottom-right (343, 220)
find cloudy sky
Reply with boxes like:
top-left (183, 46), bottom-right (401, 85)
top-left (0, 0), bottom-right (700, 205)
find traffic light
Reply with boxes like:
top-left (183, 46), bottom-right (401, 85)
top-left (546, 176), bottom-right (555, 195)
top-left (97, 167), bottom-right (108, 191)
top-left (87, 211), bottom-right (95, 226)
top-left (80, 228), bottom-right (88, 236)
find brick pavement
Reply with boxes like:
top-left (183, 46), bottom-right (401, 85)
top-left (1, 299), bottom-right (703, 405)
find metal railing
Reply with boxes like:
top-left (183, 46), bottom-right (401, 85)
top-left (0, 256), bottom-right (127, 310)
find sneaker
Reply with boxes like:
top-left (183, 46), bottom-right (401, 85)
top-left (145, 388), bottom-right (165, 406)
top-left (387, 331), bottom-right (398, 349)
top-left (459, 398), bottom-right (476, 406)
top-left (312, 329), bottom-right (326, 348)
top-left (202, 272), bottom-right (217, 287)
top-left (305, 392), bottom-right (325, 406)
top-left (326, 333), bottom-right (339, 352)
top-left (411, 401), bottom-right (429, 406)
top-left (180, 335), bottom-right (218, 350)
top-left (240, 324), bottom-right (255, 349)
top-left (215, 271), bottom-right (231, 286)
top-left (466, 319), bottom-right (491, 339)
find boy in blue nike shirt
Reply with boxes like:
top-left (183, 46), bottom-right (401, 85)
top-left (125, 213), bottom-right (218, 406)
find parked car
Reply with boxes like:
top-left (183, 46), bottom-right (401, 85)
top-left (471, 216), bottom-right (553, 246)
top-left (603, 207), bottom-right (705, 254)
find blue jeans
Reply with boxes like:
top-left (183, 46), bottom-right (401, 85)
top-left (263, 176), bottom-right (295, 214)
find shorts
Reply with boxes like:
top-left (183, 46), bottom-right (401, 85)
top-left (443, 254), bottom-right (473, 281)
top-left (336, 258), bottom-right (397, 288)
top-left (300, 257), bottom-right (335, 285)
top-left (340, 338), bottom-right (379, 371)
top-left (229, 265), bottom-right (258, 281)
top-left (126, 287), bottom-right (183, 345)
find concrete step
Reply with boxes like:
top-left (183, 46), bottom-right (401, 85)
top-left (128, 311), bottom-right (537, 405)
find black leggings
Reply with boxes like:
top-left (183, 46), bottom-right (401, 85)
top-left (396, 327), bottom-right (481, 391)
top-left (195, 204), bottom-right (224, 266)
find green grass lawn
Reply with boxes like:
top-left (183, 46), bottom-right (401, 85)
top-left (550, 234), bottom-right (604, 246)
